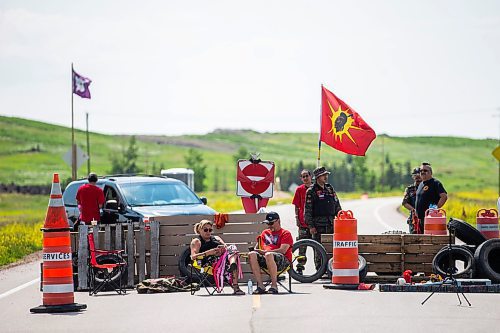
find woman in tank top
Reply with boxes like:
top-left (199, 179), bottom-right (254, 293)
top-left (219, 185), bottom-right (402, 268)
top-left (190, 220), bottom-right (245, 295)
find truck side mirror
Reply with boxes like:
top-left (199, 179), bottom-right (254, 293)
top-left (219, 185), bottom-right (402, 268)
top-left (105, 199), bottom-right (118, 211)
top-left (200, 197), bottom-right (207, 205)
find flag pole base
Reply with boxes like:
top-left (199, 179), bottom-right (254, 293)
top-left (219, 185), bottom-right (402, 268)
top-left (323, 283), bottom-right (359, 290)
top-left (30, 303), bottom-right (87, 314)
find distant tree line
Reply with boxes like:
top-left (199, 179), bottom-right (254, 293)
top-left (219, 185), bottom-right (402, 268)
top-left (109, 140), bottom-right (413, 193)
top-left (278, 155), bottom-right (414, 192)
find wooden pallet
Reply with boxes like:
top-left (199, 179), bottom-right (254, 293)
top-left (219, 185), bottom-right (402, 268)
top-left (151, 213), bottom-right (266, 282)
top-left (321, 234), bottom-right (452, 278)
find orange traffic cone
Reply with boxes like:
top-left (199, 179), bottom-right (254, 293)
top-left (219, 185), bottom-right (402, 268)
top-left (324, 210), bottom-right (360, 290)
top-left (31, 173), bottom-right (86, 313)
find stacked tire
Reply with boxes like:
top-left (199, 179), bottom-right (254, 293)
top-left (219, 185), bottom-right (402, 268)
top-left (432, 218), bottom-right (500, 283)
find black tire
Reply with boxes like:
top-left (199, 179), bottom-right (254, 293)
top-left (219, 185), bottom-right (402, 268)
top-left (289, 239), bottom-right (328, 283)
top-left (178, 248), bottom-right (201, 283)
top-left (474, 238), bottom-right (500, 283)
top-left (448, 218), bottom-right (486, 246)
top-left (93, 254), bottom-right (124, 283)
top-left (432, 245), bottom-right (475, 278)
top-left (327, 255), bottom-right (367, 281)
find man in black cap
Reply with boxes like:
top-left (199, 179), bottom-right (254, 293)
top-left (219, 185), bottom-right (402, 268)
top-left (248, 212), bottom-right (293, 294)
top-left (304, 166), bottom-right (342, 261)
top-left (402, 167), bottom-right (422, 234)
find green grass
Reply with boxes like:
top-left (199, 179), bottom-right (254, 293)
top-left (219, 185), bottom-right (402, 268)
top-left (0, 193), bottom-right (46, 266)
top-left (0, 116), bottom-right (498, 194)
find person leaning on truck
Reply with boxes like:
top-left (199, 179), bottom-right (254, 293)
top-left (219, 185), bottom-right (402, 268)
top-left (76, 173), bottom-right (105, 225)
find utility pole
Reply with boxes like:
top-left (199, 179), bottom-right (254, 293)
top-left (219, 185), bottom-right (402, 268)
top-left (380, 135), bottom-right (385, 189)
top-left (86, 112), bottom-right (90, 175)
top-left (71, 63), bottom-right (77, 180)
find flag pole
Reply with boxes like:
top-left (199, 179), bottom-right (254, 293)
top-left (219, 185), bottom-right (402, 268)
top-left (86, 112), bottom-right (90, 175)
top-left (317, 84), bottom-right (323, 168)
top-left (71, 63), bottom-right (77, 180)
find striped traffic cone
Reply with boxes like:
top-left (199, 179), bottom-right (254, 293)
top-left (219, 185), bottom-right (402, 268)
top-left (30, 173), bottom-right (86, 313)
top-left (324, 210), bottom-right (360, 290)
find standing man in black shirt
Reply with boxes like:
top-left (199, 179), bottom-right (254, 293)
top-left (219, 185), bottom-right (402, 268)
top-left (415, 162), bottom-right (448, 233)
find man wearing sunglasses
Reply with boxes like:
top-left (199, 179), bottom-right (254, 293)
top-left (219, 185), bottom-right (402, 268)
top-left (292, 169), bottom-right (313, 275)
top-left (402, 167), bottom-right (423, 234)
top-left (248, 212), bottom-right (293, 294)
top-left (415, 162), bottom-right (448, 232)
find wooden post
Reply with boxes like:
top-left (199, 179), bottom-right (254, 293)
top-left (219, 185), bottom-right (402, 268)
top-left (127, 221), bottom-right (135, 287)
top-left (116, 223), bottom-right (123, 250)
top-left (137, 220), bottom-right (146, 282)
top-left (401, 234), bottom-right (405, 273)
top-left (92, 225), bottom-right (99, 248)
top-left (150, 220), bottom-right (160, 278)
top-left (77, 224), bottom-right (89, 290)
top-left (104, 224), bottom-right (111, 249)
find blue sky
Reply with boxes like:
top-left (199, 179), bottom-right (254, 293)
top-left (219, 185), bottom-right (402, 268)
top-left (1, 0), bottom-right (499, 138)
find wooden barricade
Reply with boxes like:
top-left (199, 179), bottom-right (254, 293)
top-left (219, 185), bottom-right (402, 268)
top-left (321, 234), bottom-right (451, 282)
top-left (70, 220), bottom-right (160, 290)
top-left (151, 213), bottom-right (266, 283)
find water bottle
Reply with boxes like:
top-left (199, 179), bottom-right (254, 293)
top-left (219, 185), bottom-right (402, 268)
top-left (247, 280), bottom-right (253, 295)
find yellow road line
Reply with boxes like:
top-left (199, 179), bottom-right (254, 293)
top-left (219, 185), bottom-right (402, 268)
top-left (252, 294), bottom-right (261, 308)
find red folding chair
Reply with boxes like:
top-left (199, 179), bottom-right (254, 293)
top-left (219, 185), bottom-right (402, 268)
top-left (87, 233), bottom-right (127, 295)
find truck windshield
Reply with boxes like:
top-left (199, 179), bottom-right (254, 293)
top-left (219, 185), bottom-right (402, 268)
top-left (120, 183), bottom-right (201, 206)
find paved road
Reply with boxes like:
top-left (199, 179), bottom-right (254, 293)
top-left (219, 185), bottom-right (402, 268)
top-left (1, 197), bottom-right (499, 332)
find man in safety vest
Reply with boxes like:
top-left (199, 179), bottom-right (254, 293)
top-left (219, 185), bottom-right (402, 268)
top-left (304, 166), bottom-right (342, 267)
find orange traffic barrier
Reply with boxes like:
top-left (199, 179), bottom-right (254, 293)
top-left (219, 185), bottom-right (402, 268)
top-left (424, 208), bottom-right (447, 236)
top-left (324, 210), bottom-right (359, 290)
top-left (476, 209), bottom-right (499, 239)
top-left (31, 173), bottom-right (86, 314)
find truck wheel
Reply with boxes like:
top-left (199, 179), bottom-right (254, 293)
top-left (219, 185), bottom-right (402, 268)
top-left (327, 255), bottom-right (367, 281)
top-left (474, 239), bottom-right (500, 283)
top-left (432, 245), bottom-right (475, 278)
top-left (448, 218), bottom-right (486, 246)
top-left (178, 248), bottom-right (202, 283)
top-left (288, 239), bottom-right (328, 283)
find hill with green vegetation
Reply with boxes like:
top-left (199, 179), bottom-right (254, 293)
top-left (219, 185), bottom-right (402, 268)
top-left (0, 115), bottom-right (498, 193)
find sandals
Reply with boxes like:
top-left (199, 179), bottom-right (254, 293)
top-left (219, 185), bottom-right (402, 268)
top-left (267, 287), bottom-right (279, 294)
top-left (232, 285), bottom-right (245, 296)
top-left (253, 286), bottom-right (267, 294)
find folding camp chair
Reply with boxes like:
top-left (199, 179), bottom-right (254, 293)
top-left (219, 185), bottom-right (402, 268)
top-left (250, 236), bottom-right (305, 293)
top-left (189, 250), bottom-right (239, 296)
top-left (87, 233), bottom-right (127, 295)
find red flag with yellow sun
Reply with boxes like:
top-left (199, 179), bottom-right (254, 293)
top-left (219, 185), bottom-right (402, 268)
top-left (320, 86), bottom-right (376, 156)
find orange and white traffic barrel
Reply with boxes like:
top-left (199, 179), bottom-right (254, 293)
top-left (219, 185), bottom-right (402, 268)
top-left (476, 209), bottom-right (499, 239)
top-left (30, 173), bottom-right (86, 313)
top-left (324, 210), bottom-right (359, 290)
top-left (424, 208), bottom-right (447, 236)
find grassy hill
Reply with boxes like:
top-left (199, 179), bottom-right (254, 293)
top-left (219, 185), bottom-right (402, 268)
top-left (0, 115), bottom-right (498, 192)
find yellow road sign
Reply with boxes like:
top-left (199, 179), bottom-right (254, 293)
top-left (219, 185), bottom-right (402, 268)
top-left (493, 146), bottom-right (500, 162)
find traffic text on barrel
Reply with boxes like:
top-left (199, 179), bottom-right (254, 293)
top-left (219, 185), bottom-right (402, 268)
top-left (332, 210), bottom-right (359, 285)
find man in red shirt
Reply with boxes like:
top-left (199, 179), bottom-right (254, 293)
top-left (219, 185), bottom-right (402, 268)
top-left (248, 212), bottom-right (293, 294)
top-left (292, 169), bottom-right (312, 274)
top-left (76, 173), bottom-right (105, 225)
